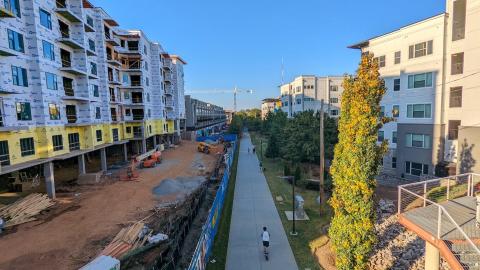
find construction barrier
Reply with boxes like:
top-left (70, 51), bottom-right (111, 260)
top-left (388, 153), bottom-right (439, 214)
top-left (196, 134), bottom-right (237, 143)
top-left (188, 137), bottom-right (237, 270)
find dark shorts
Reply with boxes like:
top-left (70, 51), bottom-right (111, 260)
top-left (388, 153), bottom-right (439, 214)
top-left (263, 241), bottom-right (269, 247)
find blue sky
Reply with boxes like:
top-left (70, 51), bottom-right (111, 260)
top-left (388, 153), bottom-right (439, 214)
top-left (93, 0), bottom-right (445, 110)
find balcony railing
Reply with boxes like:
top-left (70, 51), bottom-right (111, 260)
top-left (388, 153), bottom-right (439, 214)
top-left (69, 142), bottom-right (80, 151)
top-left (133, 131), bottom-right (143, 138)
top-left (130, 81), bottom-right (142, 87)
top-left (398, 173), bottom-right (480, 268)
top-left (62, 58), bottom-right (72, 68)
top-left (131, 97), bottom-right (143, 104)
top-left (132, 114), bottom-right (144, 120)
top-left (64, 87), bottom-right (74, 96)
top-left (67, 114), bottom-right (77, 123)
top-left (111, 115), bottom-right (117, 122)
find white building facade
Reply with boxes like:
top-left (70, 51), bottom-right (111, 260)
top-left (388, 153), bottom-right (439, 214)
top-left (280, 75), bottom-right (344, 118)
top-left (350, 0), bottom-right (480, 178)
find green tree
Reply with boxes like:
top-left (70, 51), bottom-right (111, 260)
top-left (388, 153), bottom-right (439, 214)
top-left (228, 115), bottom-right (243, 135)
top-left (328, 53), bottom-right (388, 270)
top-left (265, 133), bottom-right (280, 158)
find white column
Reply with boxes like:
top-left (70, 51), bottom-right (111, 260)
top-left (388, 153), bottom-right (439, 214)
top-left (123, 143), bottom-right (128, 162)
top-left (100, 148), bottom-right (107, 172)
top-left (142, 139), bottom-right (147, 153)
top-left (44, 162), bottom-right (55, 199)
top-left (78, 154), bottom-right (86, 174)
top-left (425, 241), bottom-right (440, 270)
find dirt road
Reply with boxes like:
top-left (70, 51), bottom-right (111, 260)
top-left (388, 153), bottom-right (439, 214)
top-left (0, 141), bottom-right (217, 270)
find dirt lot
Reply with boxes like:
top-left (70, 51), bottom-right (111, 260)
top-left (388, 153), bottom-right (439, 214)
top-left (0, 140), bottom-right (217, 270)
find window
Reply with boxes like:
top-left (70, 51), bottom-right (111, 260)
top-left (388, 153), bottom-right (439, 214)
top-left (86, 16), bottom-right (94, 28)
top-left (125, 109), bottom-right (131, 116)
top-left (147, 93), bottom-right (150, 102)
top-left (145, 62), bottom-right (148, 71)
top-left (92, 84), bottom-right (99, 97)
top-left (16, 102), bottom-right (31, 120)
top-left (88, 39), bottom-right (95, 52)
top-left (452, 0), bottom-right (466, 41)
top-left (392, 157), bottom-right (397, 169)
top-left (407, 104), bottom-right (431, 118)
top-left (330, 97), bottom-right (338, 103)
top-left (394, 51), bottom-right (401, 64)
top-left (296, 99), bottom-right (301, 105)
top-left (408, 73), bottom-right (433, 89)
top-left (392, 105), bottom-right (399, 118)
top-left (20, 138), bottom-right (35, 156)
top-left (39, 9), bottom-right (52, 29)
top-left (375, 55), bottom-right (386, 67)
top-left (0, 141), bottom-right (10, 166)
top-left (112, 128), bottom-right (119, 142)
top-left (409, 40), bottom-right (433, 58)
top-left (68, 133), bottom-right (80, 150)
top-left (45, 72), bottom-right (58, 90)
top-left (330, 85), bottom-right (338, 92)
top-left (126, 126), bottom-right (132, 133)
top-left (406, 133), bottom-right (431, 149)
top-left (451, 53), bottom-right (464, 75)
top-left (11, 66), bottom-right (28, 87)
top-left (393, 78), bottom-right (400, 91)
top-left (380, 106), bottom-right (385, 117)
top-left (124, 92), bottom-right (130, 100)
top-left (392, 131), bottom-right (397, 144)
top-left (449, 87), bottom-right (462, 108)
top-left (448, 120), bottom-right (461, 140)
top-left (149, 125), bottom-right (152, 133)
top-left (49, 103), bottom-right (60, 120)
top-left (42, 40), bottom-right (55, 60)
top-left (5, 0), bottom-right (21, 17)
top-left (95, 107), bottom-right (101, 119)
top-left (96, 130), bottom-right (102, 142)
top-left (146, 77), bottom-right (149, 86)
top-left (7, 29), bottom-right (24, 53)
top-left (144, 45), bottom-right (147, 55)
top-left (378, 131), bottom-right (384, 142)
top-left (52, 135), bottom-right (63, 151)
top-left (90, 62), bottom-right (97, 75)
top-left (405, 161), bottom-right (429, 176)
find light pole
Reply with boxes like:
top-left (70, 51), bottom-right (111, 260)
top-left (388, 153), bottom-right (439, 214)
top-left (260, 138), bottom-right (263, 162)
top-left (278, 175), bottom-right (297, 236)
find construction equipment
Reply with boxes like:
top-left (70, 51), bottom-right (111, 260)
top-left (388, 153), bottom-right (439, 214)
top-left (141, 151), bottom-right (162, 168)
top-left (120, 159), bottom-right (139, 181)
top-left (197, 142), bottom-right (211, 154)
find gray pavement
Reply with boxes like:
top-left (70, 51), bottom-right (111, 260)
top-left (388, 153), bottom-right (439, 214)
top-left (226, 132), bottom-right (298, 270)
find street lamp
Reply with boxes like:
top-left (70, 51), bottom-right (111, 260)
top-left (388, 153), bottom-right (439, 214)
top-left (278, 175), bottom-right (297, 236)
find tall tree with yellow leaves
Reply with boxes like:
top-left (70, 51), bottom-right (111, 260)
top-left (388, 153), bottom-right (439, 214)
top-left (328, 53), bottom-right (389, 270)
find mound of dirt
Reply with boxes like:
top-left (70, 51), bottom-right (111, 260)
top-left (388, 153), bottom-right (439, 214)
top-left (152, 176), bottom-right (206, 198)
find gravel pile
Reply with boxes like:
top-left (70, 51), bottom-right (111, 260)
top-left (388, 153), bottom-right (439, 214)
top-left (152, 176), bottom-right (206, 198)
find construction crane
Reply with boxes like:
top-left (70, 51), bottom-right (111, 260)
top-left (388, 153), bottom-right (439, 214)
top-left (185, 87), bottom-right (253, 112)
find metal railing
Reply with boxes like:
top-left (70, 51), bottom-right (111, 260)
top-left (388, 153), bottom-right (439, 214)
top-left (56, 0), bottom-right (67, 8)
top-left (64, 87), bottom-right (74, 96)
top-left (131, 97), bottom-right (143, 104)
top-left (398, 173), bottom-right (480, 261)
top-left (60, 29), bottom-right (70, 38)
top-left (61, 58), bottom-right (72, 68)
top-left (67, 114), bottom-right (77, 123)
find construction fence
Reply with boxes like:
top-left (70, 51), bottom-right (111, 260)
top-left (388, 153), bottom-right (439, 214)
top-left (187, 136), bottom-right (237, 270)
top-left (196, 134), bottom-right (237, 143)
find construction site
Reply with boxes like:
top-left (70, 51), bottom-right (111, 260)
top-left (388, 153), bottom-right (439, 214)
top-left (0, 138), bottom-right (234, 270)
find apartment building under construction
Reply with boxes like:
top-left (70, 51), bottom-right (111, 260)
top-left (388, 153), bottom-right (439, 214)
top-left (0, 0), bottom-right (186, 198)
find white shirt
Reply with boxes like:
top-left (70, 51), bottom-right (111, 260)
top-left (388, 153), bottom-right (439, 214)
top-left (262, 231), bottom-right (270, 242)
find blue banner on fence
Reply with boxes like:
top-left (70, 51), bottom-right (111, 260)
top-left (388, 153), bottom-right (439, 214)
top-left (188, 136), bottom-right (237, 270)
top-left (196, 134), bottom-right (237, 143)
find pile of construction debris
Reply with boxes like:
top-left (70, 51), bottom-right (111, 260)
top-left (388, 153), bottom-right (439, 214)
top-left (152, 176), bottom-right (207, 200)
top-left (100, 221), bottom-right (168, 258)
top-left (0, 193), bottom-right (54, 228)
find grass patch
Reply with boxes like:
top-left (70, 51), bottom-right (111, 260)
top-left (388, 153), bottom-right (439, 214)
top-left (207, 140), bottom-right (240, 270)
top-left (251, 132), bottom-right (331, 270)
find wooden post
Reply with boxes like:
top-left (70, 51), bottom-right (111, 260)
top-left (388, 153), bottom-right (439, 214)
top-left (319, 99), bottom-right (325, 214)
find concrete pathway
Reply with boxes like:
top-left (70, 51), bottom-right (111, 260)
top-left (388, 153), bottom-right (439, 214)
top-left (226, 132), bottom-right (298, 270)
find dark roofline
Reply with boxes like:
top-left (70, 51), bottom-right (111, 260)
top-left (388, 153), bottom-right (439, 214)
top-left (347, 12), bottom-right (446, 50)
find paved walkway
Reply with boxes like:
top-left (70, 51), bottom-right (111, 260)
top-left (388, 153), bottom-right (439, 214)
top-left (226, 132), bottom-right (298, 270)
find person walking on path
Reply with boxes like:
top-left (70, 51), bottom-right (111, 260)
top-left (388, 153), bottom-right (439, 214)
top-left (261, 226), bottom-right (270, 255)
top-left (253, 147), bottom-right (256, 154)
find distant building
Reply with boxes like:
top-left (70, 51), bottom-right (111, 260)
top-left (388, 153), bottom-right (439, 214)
top-left (224, 110), bottom-right (234, 124)
top-left (261, 98), bottom-right (281, 119)
top-left (279, 75), bottom-right (344, 118)
top-left (184, 95), bottom-right (226, 136)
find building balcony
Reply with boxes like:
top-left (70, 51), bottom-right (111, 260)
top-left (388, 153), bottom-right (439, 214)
top-left (164, 85), bottom-right (173, 95)
top-left (105, 34), bottom-right (120, 46)
top-left (0, 45), bottom-right (19, 57)
top-left (121, 61), bottom-right (142, 72)
top-left (107, 57), bottom-right (121, 67)
top-left (84, 22), bottom-right (94, 33)
top-left (0, 5), bottom-right (15, 18)
top-left (57, 30), bottom-right (84, 50)
top-left (66, 114), bottom-right (77, 124)
top-left (121, 81), bottom-right (143, 89)
top-left (118, 46), bottom-right (141, 56)
top-left (62, 87), bottom-right (89, 102)
top-left (55, 1), bottom-right (82, 23)
top-left (166, 112), bottom-right (176, 120)
top-left (164, 72), bottom-right (172, 82)
top-left (108, 76), bottom-right (121, 85)
top-left (162, 59), bottom-right (172, 70)
top-left (165, 100), bottom-right (174, 108)
top-left (60, 59), bottom-right (87, 76)
top-left (131, 97), bottom-right (144, 104)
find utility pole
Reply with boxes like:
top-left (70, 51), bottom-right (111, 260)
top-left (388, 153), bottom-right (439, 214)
top-left (233, 86), bottom-right (238, 112)
top-left (319, 99), bottom-right (325, 214)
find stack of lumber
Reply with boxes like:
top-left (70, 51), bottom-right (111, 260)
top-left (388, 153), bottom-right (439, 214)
top-left (101, 221), bottom-right (152, 258)
top-left (0, 193), bottom-right (54, 227)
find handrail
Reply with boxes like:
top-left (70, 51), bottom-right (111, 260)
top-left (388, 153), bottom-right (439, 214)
top-left (399, 177), bottom-right (480, 256)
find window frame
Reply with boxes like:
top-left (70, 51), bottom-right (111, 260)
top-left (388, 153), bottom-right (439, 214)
top-left (394, 51), bottom-right (401, 64)
top-left (449, 87), bottom-right (462, 108)
top-left (406, 103), bottom-right (432, 119)
top-left (16, 102), bottom-right (32, 121)
top-left (405, 161), bottom-right (429, 176)
top-left (42, 40), bottom-right (55, 60)
top-left (68, 133), bottom-right (80, 151)
top-left (96, 130), bottom-right (102, 142)
top-left (393, 78), bottom-right (401, 91)
top-left (11, 65), bottom-right (28, 87)
top-left (406, 133), bottom-right (431, 149)
top-left (45, 72), bottom-right (58, 90)
top-left (52, 135), bottom-right (63, 151)
top-left (407, 72), bottom-right (433, 89)
top-left (49, 103), bottom-right (61, 120)
top-left (7, 29), bottom-right (25, 53)
top-left (39, 8), bottom-right (52, 29)
top-left (20, 137), bottom-right (35, 157)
